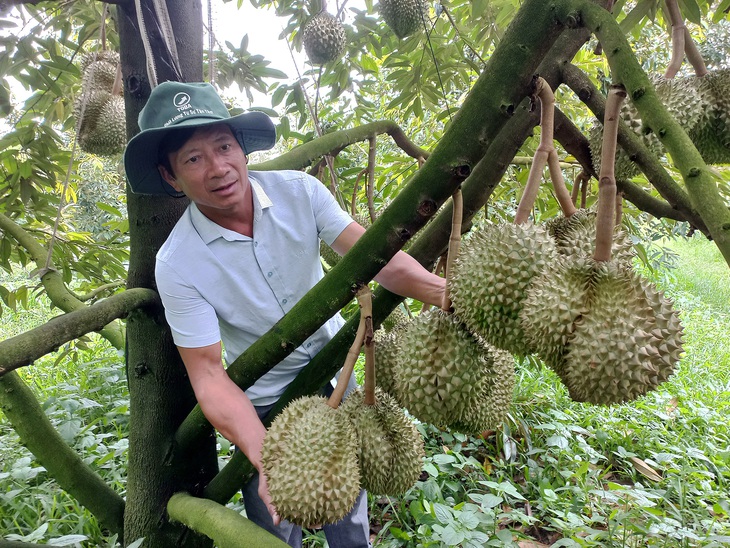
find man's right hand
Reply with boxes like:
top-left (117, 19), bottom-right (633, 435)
top-left (258, 469), bottom-right (281, 526)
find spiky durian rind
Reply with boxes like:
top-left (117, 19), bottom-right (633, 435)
top-left (449, 222), bottom-right (557, 356)
top-left (261, 396), bottom-right (361, 526)
top-left (341, 387), bottom-right (424, 496)
top-left (303, 12), bottom-right (346, 65)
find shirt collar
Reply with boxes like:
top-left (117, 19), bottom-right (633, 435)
top-left (189, 175), bottom-right (273, 244)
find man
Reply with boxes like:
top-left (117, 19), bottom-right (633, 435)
top-left (124, 81), bottom-right (445, 547)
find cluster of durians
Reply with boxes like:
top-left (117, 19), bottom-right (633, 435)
top-left (75, 51), bottom-right (126, 156)
top-left (589, 70), bottom-right (730, 179)
top-left (447, 208), bottom-right (684, 406)
top-left (261, 388), bottom-right (425, 527)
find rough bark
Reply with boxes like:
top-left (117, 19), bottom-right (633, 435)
top-left (119, 1), bottom-right (217, 546)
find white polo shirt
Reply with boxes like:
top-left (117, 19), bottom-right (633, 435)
top-left (155, 170), bottom-right (354, 406)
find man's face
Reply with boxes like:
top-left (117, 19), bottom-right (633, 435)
top-left (160, 123), bottom-right (249, 219)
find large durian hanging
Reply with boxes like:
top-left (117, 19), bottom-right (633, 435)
top-left (521, 86), bottom-right (684, 405)
top-left (302, 10), bottom-right (346, 65)
top-left (449, 78), bottom-right (559, 357)
top-left (378, 0), bottom-right (428, 39)
top-left (261, 395), bottom-right (361, 526)
top-left (393, 190), bottom-right (514, 429)
top-left (75, 50), bottom-right (126, 156)
top-left (447, 343), bottom-right (515, 436)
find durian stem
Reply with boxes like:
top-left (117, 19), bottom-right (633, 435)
top-left (683, 27), bottom-right (708, 77)
top-left (548, 149), bottom-right (577, 217)
top-left (594, 85), bottom-right (626, 262)
top-left (515, 77), bottom-right (573, 223)
top-left (615, 191), bottom-right (624, 226)
top-left (327, 287), bottom-right (371, 408)
top-left (422, 254), bottom-right (447, 313)
top-left (664, 0), bottom-right (686, 79)
top-left (351, 168), bottom-right (368, 215)
top-left (441, 188), bottom-right (463, 312)
top-left (571, 171), bottom-right (590, 207)
top-left (363, 315), bottom-right (376, 406)
top-left (581, 173), bottom-right (589, 208)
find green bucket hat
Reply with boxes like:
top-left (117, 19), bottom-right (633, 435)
top-left (124, 81), bottom-right (276, 195)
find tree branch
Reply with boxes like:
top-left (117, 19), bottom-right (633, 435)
top-left (0, 213), bottom-right (125, 350)
top-left (0, 371), bottom-right (125, 537)
top-left (0, 288), bottom-right (158, 377)
top-left (250, 120), bottom-right (429, 172)
top-left (560, 63), bottom-right (710, 234)
top-left (553, 102), bottom-right (706, 225)
top-left (167, 493), bottom-right (289, 548)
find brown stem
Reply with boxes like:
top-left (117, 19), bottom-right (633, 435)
top-left (615, 191), bottom-right (624, 226)
top-left (363, 315), bottom-right (375, 406)
top-left (441, 189), bottom-right (463, 312)
top-left (683, 27), bottom-right (708, 77)
top-left (515, 78), bottom-right (554, 224)
top-left (327, 287), bottom-right (371, 408)
top-left (351, 168), bottom-right (367, 216)
top-left (422, 253), bottom-right (447, 313)
top-left (367, 136), bottom-right (377, 223)
top-left (548, 149), bottom-right (578, 217)
top-left (581, 173), bottom-right (589, 208)
top-left (594, 85), bottom-right (627, 262)
top-left (571, 171), bottom-right (590, 206)
top-left (664, 0), bottom-right (685, 79)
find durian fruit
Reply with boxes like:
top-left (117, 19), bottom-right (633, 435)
top-left (448, 222), bottom-right (558, 357)
top-left (75, 50), bottom-right (125, 156)
top-left (521, 256), bottom-right (683, 404)
top-left (340, 387), bottom-right (424, 496)
top-left (447, 345), bottom-right (515, 435)
top-left (302, 11), bottom-right (346, 65)
top-left (381, 305), bottom-right (409, 333)
top-left (78, 94), bottom-right (127, 156)
top-left (544, 208), bottom-right (634, 265)
top-left (261, 396), bottom-right (361, 527)
top-left (379, 0), bottom-right (428, 39)
top-left (320, 212), bottom-right (373, 268)
top-left (522, 86), bottom-right (684, 405)
top-left (393, 308), bottom-right (490, 427)
top-left (373, 323), bottom-right (408, 399)
top-left (588, 71), bottom-right (730, 178)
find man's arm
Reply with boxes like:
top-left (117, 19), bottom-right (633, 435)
top-left (177, 343), bottom-right (280, 525)
top-left (331, 222), bottom-right (446, 307)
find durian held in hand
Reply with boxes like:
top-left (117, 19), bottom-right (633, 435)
top-left (520, 85), bottom-right (684, 405)
top-left (389, 189), bottom-right (515, 435)
top-left (260, 287), bottom-right (425, 526)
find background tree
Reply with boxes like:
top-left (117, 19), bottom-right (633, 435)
top-left (0, 0), bottom-right (729, 546)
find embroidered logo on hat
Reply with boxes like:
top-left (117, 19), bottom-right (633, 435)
top-left (173, 92), bottom-right (191, 108)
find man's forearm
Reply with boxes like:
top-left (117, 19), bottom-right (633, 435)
top-left (374, 250), bottom-right (445, 308)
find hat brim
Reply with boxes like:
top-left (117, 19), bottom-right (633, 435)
top-left (124, 110), bottom-right (276, 195)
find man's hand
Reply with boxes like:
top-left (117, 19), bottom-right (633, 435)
top-left (258, 469), bottom-right (281, 526)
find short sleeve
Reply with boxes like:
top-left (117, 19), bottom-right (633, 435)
top-left (307, 174), bottom-right (355, 245)
top-left (155, 259), bottom-right (221, 348)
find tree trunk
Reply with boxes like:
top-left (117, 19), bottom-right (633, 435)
top-left (118, 1), bottom-right (217, 546)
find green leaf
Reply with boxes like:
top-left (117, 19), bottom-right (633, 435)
top-left (432, 502), bottom-right (452, 524)
top-left (96, 202), bottom-right (122, 217)
top-left (619, 2), bottom-right (653, 33)
top-left (678, 0), bottom-right (702, 24)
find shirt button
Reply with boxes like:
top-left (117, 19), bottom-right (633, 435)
top-left (282, 299), bottom-right (287, 304)
top-left (267, 272), bottom-right (272, 277)
top-left (254, 241), bottom-right (258, 247)
top-left (306, 343), bottom-right (312, 348)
